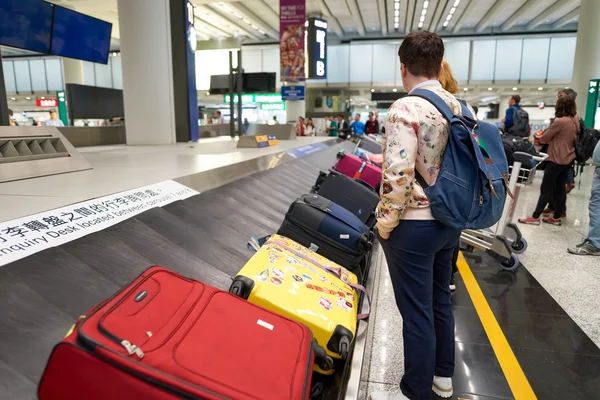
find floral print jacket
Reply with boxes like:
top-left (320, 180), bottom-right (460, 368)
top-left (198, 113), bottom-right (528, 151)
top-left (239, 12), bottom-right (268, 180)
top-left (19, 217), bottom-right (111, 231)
top-left (376, 81), bottom-right (471, 234)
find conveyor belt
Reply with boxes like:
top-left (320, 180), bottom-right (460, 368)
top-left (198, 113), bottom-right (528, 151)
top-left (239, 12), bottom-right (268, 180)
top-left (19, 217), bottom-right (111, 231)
top-left (0, 140), bottom-right (357, 399)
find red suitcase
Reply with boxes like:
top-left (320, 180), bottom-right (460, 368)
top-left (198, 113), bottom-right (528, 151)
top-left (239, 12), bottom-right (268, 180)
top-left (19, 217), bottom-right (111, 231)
top-left (38, 266), bottom-right (325, 400)
top-left (335, 151), bottom-right (382, 190)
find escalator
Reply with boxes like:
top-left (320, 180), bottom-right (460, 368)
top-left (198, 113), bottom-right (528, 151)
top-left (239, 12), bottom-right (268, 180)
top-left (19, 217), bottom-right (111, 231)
top-left (0, 140), bottom-right (363, 399)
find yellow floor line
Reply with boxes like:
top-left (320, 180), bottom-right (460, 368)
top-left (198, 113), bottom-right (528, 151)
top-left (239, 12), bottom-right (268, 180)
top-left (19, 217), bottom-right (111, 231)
top-left (456, 252), bottom-right (537, 400)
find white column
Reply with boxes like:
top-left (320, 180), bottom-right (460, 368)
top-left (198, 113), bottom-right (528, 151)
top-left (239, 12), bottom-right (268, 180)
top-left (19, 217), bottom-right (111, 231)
top-left (286, 100), bottom-right (306, 124)
top-left (117, 0), bottom-right (176, 145)
top-left (62, 59), bottom-right (83, 85)
top-left (572, 0), bottom-right (600, 119)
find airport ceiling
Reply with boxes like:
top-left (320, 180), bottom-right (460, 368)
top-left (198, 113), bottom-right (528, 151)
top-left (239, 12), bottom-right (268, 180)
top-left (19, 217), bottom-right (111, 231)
top-left (42, 0), bottom-right (580, 43)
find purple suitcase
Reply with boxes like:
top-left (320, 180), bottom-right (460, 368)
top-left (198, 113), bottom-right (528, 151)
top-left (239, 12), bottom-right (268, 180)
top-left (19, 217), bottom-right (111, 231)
top-left (334, 152), bottom-right (381, 190)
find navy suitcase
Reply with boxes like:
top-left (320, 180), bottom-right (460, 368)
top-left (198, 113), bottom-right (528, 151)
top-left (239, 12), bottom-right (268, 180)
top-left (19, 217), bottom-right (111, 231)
top-left (312, 170), bottom-right (379, 229)
top-left (277, 193), bottom-right (373, 272)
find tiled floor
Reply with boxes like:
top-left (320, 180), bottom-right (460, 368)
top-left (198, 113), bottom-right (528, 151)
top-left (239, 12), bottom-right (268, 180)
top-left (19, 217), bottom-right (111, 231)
top-left (0, 136), bottom-right (333, 222)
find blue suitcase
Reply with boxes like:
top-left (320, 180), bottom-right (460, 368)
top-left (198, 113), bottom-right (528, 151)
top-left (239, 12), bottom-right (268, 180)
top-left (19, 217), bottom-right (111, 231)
top-left (277, 193), bottom-right (373, 272)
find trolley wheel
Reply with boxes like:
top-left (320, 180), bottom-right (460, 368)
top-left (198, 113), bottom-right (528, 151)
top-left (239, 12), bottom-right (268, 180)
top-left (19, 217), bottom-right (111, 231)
top-left (500, 253), bottom-right (520, 271)
top-left (511, 237), bottom-right (528, 254)
top-left (310, 382), bottom-right (324, 399)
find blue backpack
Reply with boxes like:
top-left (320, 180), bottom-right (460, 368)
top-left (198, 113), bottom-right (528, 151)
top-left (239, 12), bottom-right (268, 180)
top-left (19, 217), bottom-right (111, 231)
top-left (410, 90), bottom-right (510, 230)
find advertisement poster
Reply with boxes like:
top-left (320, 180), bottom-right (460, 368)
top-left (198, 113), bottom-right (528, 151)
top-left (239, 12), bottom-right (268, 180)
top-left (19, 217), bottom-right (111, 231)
top-left (280, 0), bottom-right (306, 82)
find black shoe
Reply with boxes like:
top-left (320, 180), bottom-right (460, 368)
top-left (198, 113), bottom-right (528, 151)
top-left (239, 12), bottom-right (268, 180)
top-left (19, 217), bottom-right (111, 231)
top-left (449, 274), bottom-right (456, 292)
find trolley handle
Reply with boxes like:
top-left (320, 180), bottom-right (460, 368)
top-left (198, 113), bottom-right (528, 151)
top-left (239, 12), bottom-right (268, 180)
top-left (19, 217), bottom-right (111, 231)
top-left (532, 152), bottom-right (548, 163)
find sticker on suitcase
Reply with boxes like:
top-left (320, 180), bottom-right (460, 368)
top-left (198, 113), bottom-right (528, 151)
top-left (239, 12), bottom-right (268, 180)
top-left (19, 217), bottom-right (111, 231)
top-left (319, 297), bottom-right (332, 311)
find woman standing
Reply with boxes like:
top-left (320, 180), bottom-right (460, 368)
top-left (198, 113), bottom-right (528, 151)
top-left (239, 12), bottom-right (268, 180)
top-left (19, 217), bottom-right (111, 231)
top-left (519, 96), bottom-right (578, 226)
top-left (295, 117), bottom-right (305, 136)
top-left (305, 118), bottom-right (316, 136)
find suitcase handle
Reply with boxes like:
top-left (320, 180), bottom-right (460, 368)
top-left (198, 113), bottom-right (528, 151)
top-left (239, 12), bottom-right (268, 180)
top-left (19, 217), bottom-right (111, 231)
top-left (268, 238), bottom-right (371, 320)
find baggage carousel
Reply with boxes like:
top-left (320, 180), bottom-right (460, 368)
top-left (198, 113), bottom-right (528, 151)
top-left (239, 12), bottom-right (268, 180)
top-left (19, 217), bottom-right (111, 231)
top-left (0, 139), bottom-right (376, 399)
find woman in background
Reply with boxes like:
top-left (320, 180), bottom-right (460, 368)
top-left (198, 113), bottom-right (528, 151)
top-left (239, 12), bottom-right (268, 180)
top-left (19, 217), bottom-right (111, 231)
top-left (295, 117), bottom-right (305, 136)
top-left (305, 118), bottom-right (316, 136)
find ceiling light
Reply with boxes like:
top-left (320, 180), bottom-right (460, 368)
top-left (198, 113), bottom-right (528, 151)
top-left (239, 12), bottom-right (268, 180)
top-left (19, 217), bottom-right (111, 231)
top-left (420, 15), bottom-right (425, 22)
top-left (25, 96), bottom-right (31, 100)
top-left (394, 23), bottom-right (399, 29)
top-left (488, 87), bottom-right (493, 91)
top-left (371, 88), bottom-right (375, 93)
top-left (394, 16), bottom-right (399, 23)
top-left (41, 96), bottom-right (45, 99)
top-left (206, 91), bottom-right (211, 95)
top-left (251, 24), bottom-right (259, 29)
top-left (421, 9), bottom-right (427, 16)
top-left (453, 0), bottom-right (460, 7)
top-left (423, 1), bottom-right (429, 8)
top-left (450, 7), bottom-right (456, 14)
top-left (366, 105), bottom-right (370, 109)
top-left (513, 87), bottom-right (518, 91)
top-left (446, 14), bottom-right (452, 21)
top-left (395, 10), bottom-right (400, 16)
top-left (243, 18), bottom-right (251, 23)
top-left (538, 87), bottom-right (544, 91)
top-left (418, 21), bottom-right (424, 28)
top-left (10, 97), bottom-right (16, 100)
top-left (443, 21), bottom-right (449, 27)
top-left (393, 88), bottom-right (398, 92)
top-left (464, 88), bottom-right (469, 92)
top-left (259, 29), bottom-right (266, 34)
top-left (394, 2), bottom-right (400, 9)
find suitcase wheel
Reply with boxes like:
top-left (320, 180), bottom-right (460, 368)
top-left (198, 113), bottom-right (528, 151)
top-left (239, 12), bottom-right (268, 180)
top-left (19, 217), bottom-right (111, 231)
top-left (359, 235), bottom-right (373, 252)
top-left (229, 276), bottom-right (255, 300)
top-left (313, 340), bottom-right (335, 372)
top-left (310, 382), bottom-right (324, 399)
top-left (311, 185), bottom-right (319, 193)
top-left (336, 151), bottom-right (345, 159)
top-left (328, 325), bottom-right (353, 360)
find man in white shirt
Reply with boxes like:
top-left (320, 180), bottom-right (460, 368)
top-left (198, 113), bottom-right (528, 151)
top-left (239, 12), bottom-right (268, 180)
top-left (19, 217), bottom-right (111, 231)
top-left (43, 110), bottom-right (65, 127)
top-left (214, 111), bottom-right (224, 124)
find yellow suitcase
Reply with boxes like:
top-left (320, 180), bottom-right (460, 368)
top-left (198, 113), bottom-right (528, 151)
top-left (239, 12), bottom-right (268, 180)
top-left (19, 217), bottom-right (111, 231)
top-left (230, 234), bottom-right (364, 374)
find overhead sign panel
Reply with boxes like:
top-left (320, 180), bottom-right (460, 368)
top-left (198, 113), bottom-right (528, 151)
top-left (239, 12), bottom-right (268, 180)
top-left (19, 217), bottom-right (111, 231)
top-left (306, 18), bottom-right (327, 80)
top-left (280, 0), bottom-right (306, 82)
top-left (281, 86), bottom-right (305, 101)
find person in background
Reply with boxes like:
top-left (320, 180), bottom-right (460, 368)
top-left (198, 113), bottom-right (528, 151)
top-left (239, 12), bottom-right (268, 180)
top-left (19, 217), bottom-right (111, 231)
top-left (243, 118), bottom-right (249, 135)
top-left (337, 115), bottom-right (350, 139)
top-left (518, 96), bottom-right (579, 226)
top-left (568, 140), bottom-right (600, 256)
top-left (8, 109), bottom-right (17, 126)
top-left (375, 110), bottom-right (383, 134)
top-left (350, 113), bottom-right (366, 136)
top-left (305, 118), bottom-right (316, 136)
top-left (295, 116), bottom-right (306, 136)
top-left (328, 115), bottom-right (338, 137)
top-left (44, 110), bottom-right (64, 127)
top-left (369, 31), bottom-right (461, 400)
top-left (214, 111), bottom-right (224, 124)
top-left (365, 112), bottom-right (379, 135)
top-left (503, 95), bottom-right (529, 137)
top-left (272, 116), bottom-right (280, 125)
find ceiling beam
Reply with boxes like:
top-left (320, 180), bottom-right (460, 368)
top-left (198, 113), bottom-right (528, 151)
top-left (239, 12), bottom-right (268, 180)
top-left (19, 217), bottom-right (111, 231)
top-left (314, 0), bottom-right (344, 37)
top-left (377, 0), bottom-right (388, 35)
top-left (195, 17), bottom-right (231, 39)
top-left (501, 0), bottom-right (537, 32)
top-left (475, 0), bottom-right (507, 33)
top-left (552, 6), bottom-right (579, 29)
top-left (452, 0), bottom-right (475, 33)
top-left (527, 0), bottom-right (572, 30)
top-left (346, 0), bottom-right (367, 36)
top-left (199, 4), bottom-right (262, 40)
top-left (405, 0), bottom-right (416, 34)
top-left (431, 0), bottom-right (448, 32)
top-left (225, 2), bottom-right (279, 39)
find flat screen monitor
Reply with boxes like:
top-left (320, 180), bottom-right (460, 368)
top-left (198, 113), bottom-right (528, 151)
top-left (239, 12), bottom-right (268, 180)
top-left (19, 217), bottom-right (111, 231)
top-left (0, 0), bottom-right (52, 53)
top-left (66, 84), bottom-right (124, 120)
top-left (210, 74), bottom-right (237, 95)
top-left (51, 6), bottom-right (112, 64)
top-left (243, 73), bottom-right (276, 93)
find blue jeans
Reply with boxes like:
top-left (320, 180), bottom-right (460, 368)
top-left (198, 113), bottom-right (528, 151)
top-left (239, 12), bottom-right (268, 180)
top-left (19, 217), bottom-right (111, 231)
top-left (588, 168), bottom-right (600, 248)
top-left (378, 220), bottom-right (461, 400)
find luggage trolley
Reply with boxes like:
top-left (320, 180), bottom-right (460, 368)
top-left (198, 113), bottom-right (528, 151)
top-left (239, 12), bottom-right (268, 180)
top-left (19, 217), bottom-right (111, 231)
top-left (460, 151), bottom-right (548, 271)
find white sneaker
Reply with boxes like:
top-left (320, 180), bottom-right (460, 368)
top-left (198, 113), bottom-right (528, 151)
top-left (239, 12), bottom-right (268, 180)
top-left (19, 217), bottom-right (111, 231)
top-left (432, 376), bottom-right (453, 398)
top-left (368, 385), bottom-right (409, 400)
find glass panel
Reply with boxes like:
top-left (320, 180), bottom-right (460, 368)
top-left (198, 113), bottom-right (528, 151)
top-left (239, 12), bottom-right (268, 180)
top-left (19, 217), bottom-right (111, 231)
top-left (111, 56), bottom-right (123, 89)
top-left (13, 60), bottom-right (32, 92)
top-left (242, 49), bottom-right (262, 73)
top-left (327, 46), bottom-right (349, 84)
top-left (520, 38), bottom-right (550, 80)
top-left (470, 40), bottom-right (496, 81)
top-left (444, 41), bottom-right (470, 82)
top-left (94, 61), bottom-right (112, 88)
top-left (494, 39), bottom-right (522, 81)
top-left (45, 59), bottom-right (64, 91)
top-left (372, 44), bottom-right (397, 86)
top-left (3, 61), bottom-right (16, 93)
top-left (29, 60), bottom-right (47, 91)
top-left (547, 37), bottom-right (576, 81)
top-left (350, 44), bottom-right (372, 83)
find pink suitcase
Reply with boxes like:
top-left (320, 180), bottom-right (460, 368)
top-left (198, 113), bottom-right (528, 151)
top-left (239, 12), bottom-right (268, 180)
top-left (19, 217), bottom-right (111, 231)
top-left (335, 151), bottom-right (381, 190)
